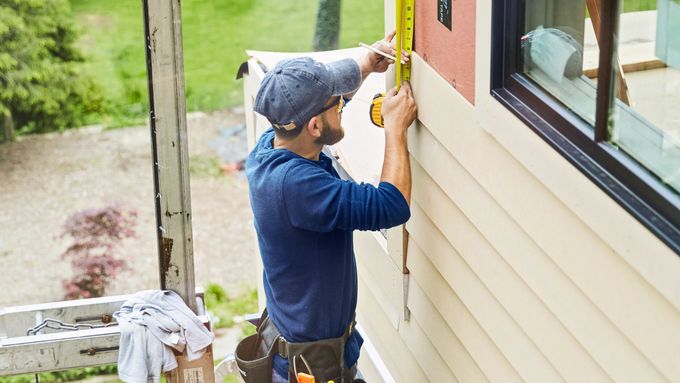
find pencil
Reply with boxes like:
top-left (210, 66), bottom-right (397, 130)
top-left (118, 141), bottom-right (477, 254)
top-left (358, 42), bottom-right (405, 64)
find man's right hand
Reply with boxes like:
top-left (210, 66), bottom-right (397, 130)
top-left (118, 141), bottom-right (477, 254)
top-left (381, 81), bottom-right (417, 132)
top-left (379, 81), bottom-right (417, 205)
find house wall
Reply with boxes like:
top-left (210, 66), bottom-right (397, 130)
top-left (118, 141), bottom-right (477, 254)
top-left (354, 0), bottom-right (680, 382)
top-left (414, 0), bottom-right (476, 103)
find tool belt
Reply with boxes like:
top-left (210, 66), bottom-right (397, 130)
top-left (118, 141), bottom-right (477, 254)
top-left (235, 309), bottom-right (356, 383)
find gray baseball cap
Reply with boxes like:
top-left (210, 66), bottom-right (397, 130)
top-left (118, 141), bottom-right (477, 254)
top-left (254, 56), bottom-right (361, 131)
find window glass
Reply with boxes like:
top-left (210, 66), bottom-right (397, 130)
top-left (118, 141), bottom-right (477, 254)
top-left (522, 1), bottom-right (596, 125)
top-left (609, 0), bottom-right (680, 193)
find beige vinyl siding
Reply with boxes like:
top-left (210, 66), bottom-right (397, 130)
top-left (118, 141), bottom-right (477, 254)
top-left (355, 231), bottom-right (402, 330)
top-left (357, 272), bottom-right (430, 382)
top-left (367, 51), bottom-right (680, 382)
top-left (353, 1), bottom-right (680, 380)
top-left (405, 242), bottom-right (503, 383)
top-left (354, 230), bottom-right (430, 382)
top-left (407, 121), bottom-right (668, 381)
top-left (355, 231), bottom-right (457, 383)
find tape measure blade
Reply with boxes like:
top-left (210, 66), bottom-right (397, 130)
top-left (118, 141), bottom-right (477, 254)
top-left (396, 0), bottom-right (414, 86)
top-left (395, 0), bottom-right (403, 90)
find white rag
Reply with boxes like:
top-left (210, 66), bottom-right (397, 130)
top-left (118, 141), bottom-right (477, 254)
top-left (113, 290), bottom-right (214, 383)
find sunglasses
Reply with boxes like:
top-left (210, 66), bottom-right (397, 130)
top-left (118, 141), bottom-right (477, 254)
top-left (317, 96), bottom-right (347, 115)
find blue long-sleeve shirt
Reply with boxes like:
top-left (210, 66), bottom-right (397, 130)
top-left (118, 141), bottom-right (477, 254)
top-left (245, 128), bottom-right (411, 378)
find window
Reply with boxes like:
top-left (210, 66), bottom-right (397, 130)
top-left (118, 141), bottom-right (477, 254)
top-left (491, 0), bottom-right (680, 254)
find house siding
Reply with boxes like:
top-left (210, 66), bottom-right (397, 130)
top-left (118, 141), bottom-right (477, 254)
top-left (355, 1), bottom-right (680, 382)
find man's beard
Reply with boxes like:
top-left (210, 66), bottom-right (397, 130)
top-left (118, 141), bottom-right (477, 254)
top-left (314, 115), bottom-right (344, 145)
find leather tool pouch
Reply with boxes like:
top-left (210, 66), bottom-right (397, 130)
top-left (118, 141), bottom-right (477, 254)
top-left (234, 309), bottom-right (354, 383)
top-left (282, 335), bottom-right (346, 382)
top-left (235, 310), bottom-right (278, 383)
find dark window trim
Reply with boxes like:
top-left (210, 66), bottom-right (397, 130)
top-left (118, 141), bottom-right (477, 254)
top-left (490, 0), bottom-right (680, 255)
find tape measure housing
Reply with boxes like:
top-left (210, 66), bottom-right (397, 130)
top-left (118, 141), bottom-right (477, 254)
top-left (370, 93), bottom-right (385, 128)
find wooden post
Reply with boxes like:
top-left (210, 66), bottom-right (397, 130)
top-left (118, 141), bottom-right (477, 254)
top-left (586, 0), bottom-right (631, 105)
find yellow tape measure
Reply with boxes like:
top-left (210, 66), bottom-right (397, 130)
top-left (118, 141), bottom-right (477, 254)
top-left (395, 0), bottom-right (414, 90)
top-left (370, 0), bottom-right (415, 127)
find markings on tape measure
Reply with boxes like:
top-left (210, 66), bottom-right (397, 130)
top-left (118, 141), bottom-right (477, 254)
top-left (396, 0), bottom-right (415, 90)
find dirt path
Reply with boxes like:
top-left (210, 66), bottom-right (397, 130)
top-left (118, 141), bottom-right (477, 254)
top-left (0, 109), bottom-right (256, 307)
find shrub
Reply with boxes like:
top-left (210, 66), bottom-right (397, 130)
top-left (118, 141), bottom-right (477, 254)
top-left (0, 364), bottom-right (117, 383)
top-left (204, 283), bottom-right (258, 330)
top-left (0, 0), bottom-right (104, 135)
top-left (189, 155), bottom-right (223, 178)
top-left (60, 204), bottom-right (138, 299)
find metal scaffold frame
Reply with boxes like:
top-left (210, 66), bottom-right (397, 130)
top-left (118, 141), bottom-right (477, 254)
top-left (0, 0), bottom-right (211, 378)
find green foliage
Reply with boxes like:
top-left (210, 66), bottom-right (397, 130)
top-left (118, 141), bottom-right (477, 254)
top-left (204, 283), bottom-right (258, 330)
top-left (0, 364), bottom-right (117, 383)
top-left (70, 0), bottom-right (384, 126)
top-left (0, 0), bottom-right (104, 134)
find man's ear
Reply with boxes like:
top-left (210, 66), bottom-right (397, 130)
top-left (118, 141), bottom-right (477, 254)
top-left (306, 116), bottom-right (322, 139)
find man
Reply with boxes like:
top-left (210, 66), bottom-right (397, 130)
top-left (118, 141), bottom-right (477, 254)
top-left (245, 32), bottom-right (417, 383)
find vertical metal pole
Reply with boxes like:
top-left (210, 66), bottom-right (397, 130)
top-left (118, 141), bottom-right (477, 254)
top-left (142, 0), bottom-right (196, 312)
top-left (594, 0), bottom-right (620, 142)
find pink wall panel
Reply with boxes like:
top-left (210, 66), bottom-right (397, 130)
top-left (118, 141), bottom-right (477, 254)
top-left (415, 0), bottom-right (476, 104)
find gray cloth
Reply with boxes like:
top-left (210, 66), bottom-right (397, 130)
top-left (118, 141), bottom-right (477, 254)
top-left (113, 290), bottom-right (214, 383)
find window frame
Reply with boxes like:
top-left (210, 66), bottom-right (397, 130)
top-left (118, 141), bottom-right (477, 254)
top-left (490, 0), bottom-right (680, 255)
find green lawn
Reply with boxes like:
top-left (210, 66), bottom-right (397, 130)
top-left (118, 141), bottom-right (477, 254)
top-left (70, 0), bottom-right (384, 127)
top-left (623, 0), bottom-right (658, 12)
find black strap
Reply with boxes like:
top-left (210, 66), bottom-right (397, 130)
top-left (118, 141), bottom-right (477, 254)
top-left (254, 310), bottom-right (357, 382)
top-left (276, 314), bottom-right (356, 360)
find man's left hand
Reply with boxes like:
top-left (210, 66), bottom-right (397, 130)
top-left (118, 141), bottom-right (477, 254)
top-left (360, 30), bottom-right (410, 75)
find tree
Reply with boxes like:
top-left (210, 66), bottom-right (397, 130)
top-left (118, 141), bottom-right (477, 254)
top-left (0, 0), bottom-right (103, 136)
top-left (1, 111), bottom-right (12, 142)
top-left (313, 0), bottom-right (341, 51)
